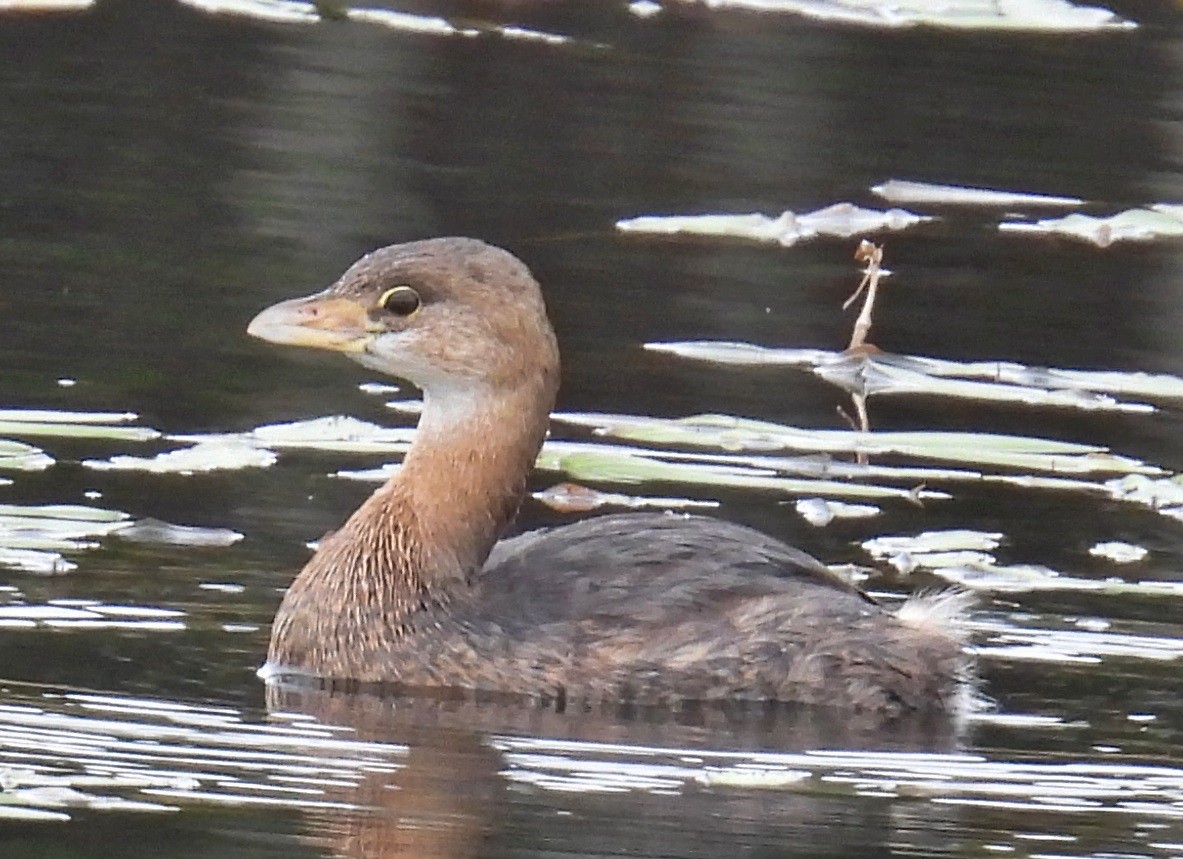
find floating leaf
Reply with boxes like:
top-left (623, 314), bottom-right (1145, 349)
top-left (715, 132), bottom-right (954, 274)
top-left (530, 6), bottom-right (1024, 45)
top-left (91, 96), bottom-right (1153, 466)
top-left (0, 503), bottom-right (130, 524)
top-left (84, 441), bottom-right (277, 474)
top-left (112, 519), bottom-right (243, 548)
top-left (672, 0), bottom-right (1134, 32)
top-left (533, 482), bottom-right (719, 513)
top-left (0, 549), bottom-right (75, 575)
top-left (333, 463), bottom-right (401, 482)
top-left (794, 498), bottom-right (880, 527)
top-left (616, 203), bottom-right (932, 247)
top-left (175, 0), bottom-right (318, 23)
top-left (347, 6), bottom-right (468, 35)
top-left (358, 382), bottom-right (400, 396)
top-left (0, 602), bottom-right (184, 629)
top-left (1000, 206), bottom-right (1183, 246)
top-left (0, 503), bottom-right (240, 571)
top-left (556, 450), bottom-right (946, 501)
top-left (6, 785), bottom-right (175, 814)
top-left (1105, 474), bottom-right (1183, 521)
top-left (0, 421), bottom-right (159, 442)
top-left (871, 180), bottom-right (1083, 208)
top-left (0, 0), bottom-right (94, 11)
top-left (647, 342), bottom-right (1183, 411)
top-left (0, 409), bottom-right (140, 424)
top-left (813, 356), bottom-right (1153, 413)
top-left (1089, 542), bottom-right (1148, 564)
top-left (173, 416), bottom-right (414, 454)
top-left (547, 430), bottom-right (984, 483)
top-left (628, 0), bottom-right (662, 16)
top-left (864, 530), bottom-right (1004, 556)
top-left (568, 413), bottom-right (1154, 475)
top-left (645, 341), bottom-right (829, 367)
top-left (0, 440), bottom-right (54, 472)
top-left (177, 0), bottom-right (577, 43)
top-left (864, 533), bottom-right (1182, 596)
top-left (0, 809), bottom-right (70, 823)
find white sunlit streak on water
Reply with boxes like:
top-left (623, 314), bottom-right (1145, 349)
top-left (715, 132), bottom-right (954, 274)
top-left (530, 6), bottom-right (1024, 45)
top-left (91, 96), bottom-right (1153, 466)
top-left (969, 614), bottom-right (1183, 665)
top-left (0, 692), bottom-right (402, 820)
top-left (492, 737), bottom-right (1183, 855)
top-left (0, 690), bottom-right (1180, 854)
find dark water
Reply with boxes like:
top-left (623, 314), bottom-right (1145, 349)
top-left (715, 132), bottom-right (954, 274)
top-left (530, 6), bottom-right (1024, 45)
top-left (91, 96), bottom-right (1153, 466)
top-left (3, 0), bottom-right (1183, 856)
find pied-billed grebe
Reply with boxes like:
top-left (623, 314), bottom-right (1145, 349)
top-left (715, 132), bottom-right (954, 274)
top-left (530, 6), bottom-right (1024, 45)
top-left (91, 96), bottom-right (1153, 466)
top-left (248, 237), bottom-right (969, 713)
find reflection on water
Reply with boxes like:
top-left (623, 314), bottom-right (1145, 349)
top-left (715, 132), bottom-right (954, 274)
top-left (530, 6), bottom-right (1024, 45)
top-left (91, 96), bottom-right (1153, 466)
top-left (2, 0), bottom-right (1183, 856)
top-left (4, 684), bottom-right (1183, 856)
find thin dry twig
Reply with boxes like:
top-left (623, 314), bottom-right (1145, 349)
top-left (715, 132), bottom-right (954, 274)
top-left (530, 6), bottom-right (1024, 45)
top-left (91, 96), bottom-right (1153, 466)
top-left (846, 239), bottom-right (888, 351)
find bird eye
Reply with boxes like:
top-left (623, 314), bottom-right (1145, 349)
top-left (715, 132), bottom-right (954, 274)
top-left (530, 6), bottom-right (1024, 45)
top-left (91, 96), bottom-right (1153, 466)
top-left (378, 285), bottom-right (421, 317)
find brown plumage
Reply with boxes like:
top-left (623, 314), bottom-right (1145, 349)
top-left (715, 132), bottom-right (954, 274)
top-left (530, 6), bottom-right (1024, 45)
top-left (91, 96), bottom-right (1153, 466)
top-left (248, 237), bottom-right (971, 715)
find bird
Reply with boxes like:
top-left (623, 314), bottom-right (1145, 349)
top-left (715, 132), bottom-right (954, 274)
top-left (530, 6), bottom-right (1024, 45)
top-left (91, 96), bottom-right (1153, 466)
top-left (247, 237), bottom-right (970, 715)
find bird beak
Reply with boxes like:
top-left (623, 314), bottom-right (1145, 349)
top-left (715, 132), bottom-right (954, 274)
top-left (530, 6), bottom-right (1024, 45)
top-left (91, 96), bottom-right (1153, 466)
top-left (247, 292), bottom-right (374, 354)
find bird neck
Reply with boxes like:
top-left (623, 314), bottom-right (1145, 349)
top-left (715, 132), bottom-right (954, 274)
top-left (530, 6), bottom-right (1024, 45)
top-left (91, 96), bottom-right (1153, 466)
top-left (306, 372), bottom-right (556, 606)
top-left (395, 377), bottom-right (555, 581)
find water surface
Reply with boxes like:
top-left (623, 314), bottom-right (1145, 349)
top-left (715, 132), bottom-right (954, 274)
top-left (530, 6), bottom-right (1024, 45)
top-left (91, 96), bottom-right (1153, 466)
top-left (2, 1), bottom-right (1183, 856)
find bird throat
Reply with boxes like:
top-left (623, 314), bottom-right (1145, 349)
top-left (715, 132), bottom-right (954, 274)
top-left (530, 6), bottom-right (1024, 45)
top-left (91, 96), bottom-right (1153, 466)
top-left (268, 375), bottom-right (555, 678)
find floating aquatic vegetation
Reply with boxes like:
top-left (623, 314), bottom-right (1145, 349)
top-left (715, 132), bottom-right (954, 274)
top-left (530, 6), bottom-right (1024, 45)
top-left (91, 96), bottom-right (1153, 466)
top-left (648, 239), bottom-right (1183, 421)
top-left (647, 342), bottom-right (1183, 414)
top-left (816, 354), bottom-right (1154, 413)
top-left (176, 0), bottom-right (575, 43)
top-left (794, 498), bottom-right (880, 527)
top-left (871, 179), bottom-right (1084, 209)
top-left (0, 805), bottom-right (71, 822)
top-left (0, 504), bottom-right (243, 573)
top-left (0, 784), bottom-right (174, 816)
top-left (616, 203), bottom-right (931, 247)
top-left (0, 601), bottom-right (185, 630)
top-left (111, 518), bottom-right (243, 548)
top-left (248, 415), bottom-right (413, 451)
top-left (533, 482), bottom-right (719, 513)
top-left (645, 342), bottom-right (828, 368)
top-left (863, 529), bottom-right (1001, 574)
top-left (546, 437), bottom-right (981, 483)
top-left (358, 381), bottom-right (400, 395)
top-left (1105, 474), bottom-right (1183, 522)
top-left (347, 6), bottom-right (467, 35)
top-left (333, 463), bottom-right (401, 481)
top-left (864, 531), bottom-right (1183, 596)
top-left (83, 440), bottom-right (277, 474)
top-left (864, 529), bottom-right (1003, 557)
top-left (176, 0), bottom-right (316, 22)
top-left (553, 449), bottom-right (945, 502)
top-left (384, 399), bottom-right (423, 416)
top-left (0, 548), bottom-right (76, 575)
top-left (0, 0), bottom-right (94, 10)
top-left (1089, 542), bottom-right (1148, 564)
top-left (173, 416), bottom-right (414, 454)
top-left (0, 502), bottom-right (130, 527)
top-left (1000, 205), bottom-right (1183, 247)
top-left (0, 440), bottom-right (53, 472)
top-left (678, 0), bottom-right (1134, 32)
top-left (563, 412), bottom-right (1156, 476)
top-left (335, 434), bottom-right (976, 502)
top-left (0, 409), bottom-right (159, 442)
top-left (629, 0), bottom-right (662, 16)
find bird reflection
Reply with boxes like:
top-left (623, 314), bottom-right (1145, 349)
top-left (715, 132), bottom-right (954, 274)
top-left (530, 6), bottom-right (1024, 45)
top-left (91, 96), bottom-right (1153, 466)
top-left (267, 684), bottom-right (966, 859)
